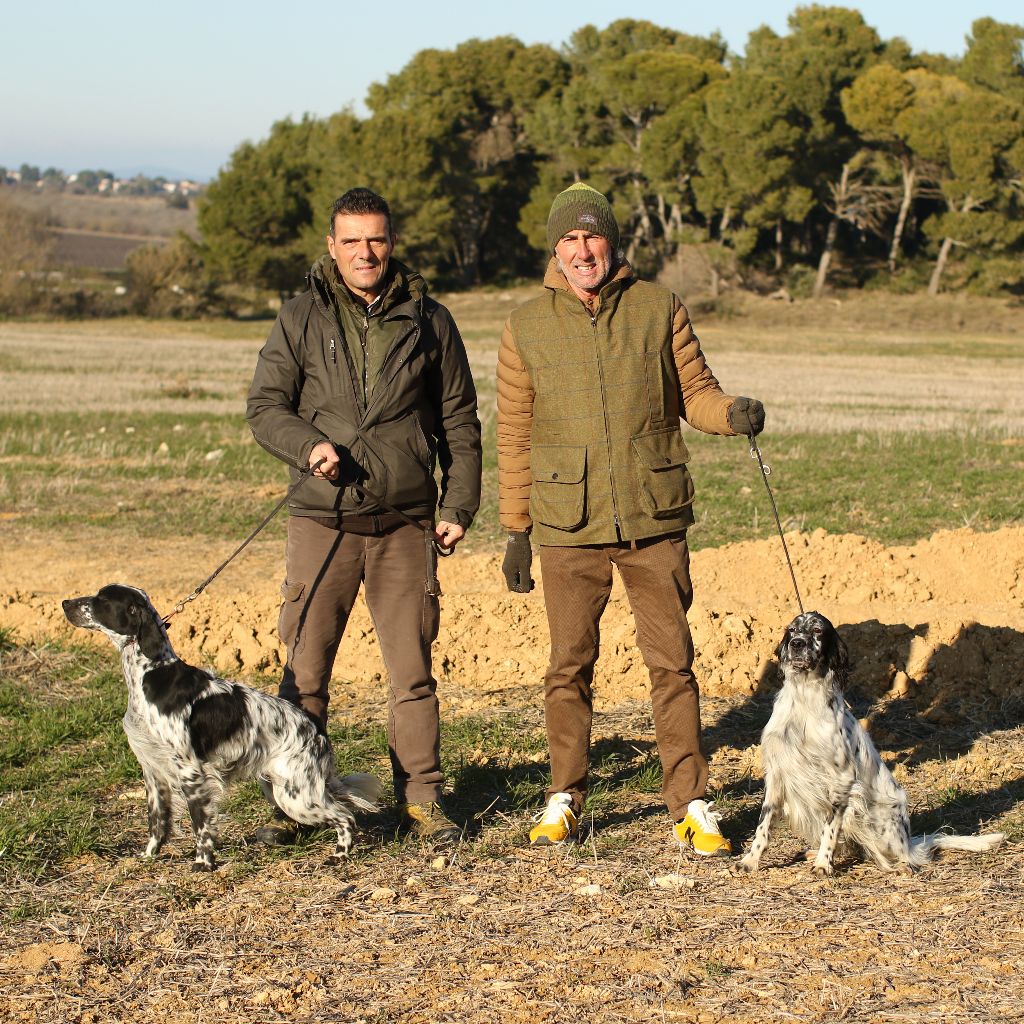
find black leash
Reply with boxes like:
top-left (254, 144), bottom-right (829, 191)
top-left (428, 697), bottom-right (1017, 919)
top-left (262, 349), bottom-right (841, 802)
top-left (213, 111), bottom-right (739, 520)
top-left (747, 431), bottom-right (805, 614)
top-left (164, 458), bottom-right (452, 623)
top-left (164, 459), bottom-right (326, 622)
top-left (349, 479), bottom-right (455, 559)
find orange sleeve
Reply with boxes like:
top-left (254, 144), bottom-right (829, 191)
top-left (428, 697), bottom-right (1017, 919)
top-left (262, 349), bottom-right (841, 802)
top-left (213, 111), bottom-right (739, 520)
top-left (496, 319), bottom-right (535, 531)
top-left (671, 295), bottom-right (737, 435)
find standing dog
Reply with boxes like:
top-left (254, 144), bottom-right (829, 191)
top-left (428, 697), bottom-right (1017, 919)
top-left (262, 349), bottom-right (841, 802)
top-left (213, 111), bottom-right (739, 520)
top-left (738, 611), bottom-right (1004, 875)
top-left (63, 584), bottom-right (380, 871)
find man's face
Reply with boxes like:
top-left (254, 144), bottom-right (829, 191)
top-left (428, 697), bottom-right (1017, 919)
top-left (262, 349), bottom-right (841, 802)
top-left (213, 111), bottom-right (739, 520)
top-left (554, 230), bottom-right (614, 300)
top-left (327, 212), bottom-right (395, 302)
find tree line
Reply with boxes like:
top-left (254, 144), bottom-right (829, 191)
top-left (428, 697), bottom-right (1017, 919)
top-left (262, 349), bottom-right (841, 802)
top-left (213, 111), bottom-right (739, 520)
top-left (99, 13), bottom-right (1024, 306)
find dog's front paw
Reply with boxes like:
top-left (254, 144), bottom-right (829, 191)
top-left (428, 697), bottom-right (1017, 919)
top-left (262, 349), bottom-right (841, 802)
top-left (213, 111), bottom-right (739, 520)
top-left (191, 859), bottom-right (216, 873)
top-left (735, 854), bottom-right (759, 874)
top-left (810, 860), bottom-right (834, 877)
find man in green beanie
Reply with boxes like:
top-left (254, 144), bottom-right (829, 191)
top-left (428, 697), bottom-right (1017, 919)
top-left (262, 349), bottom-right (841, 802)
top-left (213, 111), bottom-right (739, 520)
top-left (248, 188), bottom-right (481, 848)
top-left (496, 182), bottom-right (765, 853)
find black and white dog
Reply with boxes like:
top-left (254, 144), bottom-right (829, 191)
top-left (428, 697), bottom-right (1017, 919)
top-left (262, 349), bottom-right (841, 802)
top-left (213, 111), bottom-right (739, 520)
top-left (62, 584), bottom-right (380, 871)
top-left (738, 611), bottom-right (1004, 876)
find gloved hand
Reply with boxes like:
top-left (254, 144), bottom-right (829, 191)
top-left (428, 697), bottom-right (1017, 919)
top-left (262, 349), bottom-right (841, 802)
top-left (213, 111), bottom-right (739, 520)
top-left (728, 396), bottom-right (765, 437)
top-left (502, 532), bottom-right (534, 593)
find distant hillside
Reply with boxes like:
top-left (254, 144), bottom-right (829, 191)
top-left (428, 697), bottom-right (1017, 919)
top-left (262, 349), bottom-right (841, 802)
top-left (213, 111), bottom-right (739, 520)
top-left (0, 189), bottom-right (198, 268)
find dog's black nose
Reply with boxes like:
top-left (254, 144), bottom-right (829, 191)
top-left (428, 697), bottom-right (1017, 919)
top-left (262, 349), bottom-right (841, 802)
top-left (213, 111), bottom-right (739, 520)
top-left (789, 636), bottom-right (806, 650)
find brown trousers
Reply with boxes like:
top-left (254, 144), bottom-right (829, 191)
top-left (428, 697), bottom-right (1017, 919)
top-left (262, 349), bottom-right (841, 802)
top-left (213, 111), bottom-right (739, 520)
top-left (538, 532), bottom-right (708, 822)
top-left (277, 515), bottom-right (441, 804)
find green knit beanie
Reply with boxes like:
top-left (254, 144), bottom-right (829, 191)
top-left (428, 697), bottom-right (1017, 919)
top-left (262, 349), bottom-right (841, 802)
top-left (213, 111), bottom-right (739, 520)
top-left (546, 182), bottom-right (619, 253)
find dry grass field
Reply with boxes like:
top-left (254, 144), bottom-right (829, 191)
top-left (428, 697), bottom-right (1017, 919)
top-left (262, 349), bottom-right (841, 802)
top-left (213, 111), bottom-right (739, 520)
top-left (1, 291), bottom-right (1023, 1023)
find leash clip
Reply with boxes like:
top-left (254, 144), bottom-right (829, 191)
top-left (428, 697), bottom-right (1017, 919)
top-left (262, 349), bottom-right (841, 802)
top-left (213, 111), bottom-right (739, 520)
top-left (749, 437), bottom-right (771, 476)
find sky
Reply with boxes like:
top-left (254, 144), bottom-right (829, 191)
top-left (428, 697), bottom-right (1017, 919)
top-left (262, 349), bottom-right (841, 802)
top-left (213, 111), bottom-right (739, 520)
top-left (2, 1), bottom-right (1020, 182)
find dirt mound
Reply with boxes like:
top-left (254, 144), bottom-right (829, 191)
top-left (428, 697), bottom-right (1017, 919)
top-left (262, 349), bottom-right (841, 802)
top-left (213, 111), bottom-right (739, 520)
top-left (3, 527), bottom-right (1022, 717)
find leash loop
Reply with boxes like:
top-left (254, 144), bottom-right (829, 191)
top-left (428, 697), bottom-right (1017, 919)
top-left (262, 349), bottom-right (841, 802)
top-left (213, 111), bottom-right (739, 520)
top-left (746, 428), bottom-right (804, 615)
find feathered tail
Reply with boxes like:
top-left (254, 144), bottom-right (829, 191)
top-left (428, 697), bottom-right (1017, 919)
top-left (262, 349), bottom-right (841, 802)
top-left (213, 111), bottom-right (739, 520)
top-left (335, 772), bottom-right (382, 812)
top-left (909, 830), bottom-right (1005, 867)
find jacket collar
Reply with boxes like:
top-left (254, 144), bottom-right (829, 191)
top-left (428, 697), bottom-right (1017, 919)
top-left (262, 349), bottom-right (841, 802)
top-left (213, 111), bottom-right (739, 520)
top-left (309, 255), bottom-right (427, 320)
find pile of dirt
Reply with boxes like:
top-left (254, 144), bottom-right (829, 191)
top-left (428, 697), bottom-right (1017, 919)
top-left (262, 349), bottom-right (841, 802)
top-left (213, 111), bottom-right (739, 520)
top-left (2, 526), bottom-right (1022, 719)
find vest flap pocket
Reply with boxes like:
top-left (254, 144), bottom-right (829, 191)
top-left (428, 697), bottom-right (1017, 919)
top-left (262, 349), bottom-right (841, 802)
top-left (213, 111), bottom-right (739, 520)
top-left (631, 429), bottom-right (690, 470)
top-left (531, 445), bottom-right (586, 530)
top-left (631, 430), bottom-right (693, 518)
top-left (532, 444), bottom-right (586, 484)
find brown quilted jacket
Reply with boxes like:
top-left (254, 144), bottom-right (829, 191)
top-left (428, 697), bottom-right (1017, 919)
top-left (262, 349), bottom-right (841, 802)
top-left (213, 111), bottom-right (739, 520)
top-left (496, 258), bottom-right (740, 545)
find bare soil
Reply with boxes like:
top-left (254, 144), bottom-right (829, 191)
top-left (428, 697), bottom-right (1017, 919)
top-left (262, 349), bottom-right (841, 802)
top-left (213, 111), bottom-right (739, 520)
top-left (1, 526), bottom-right (1022, 1023)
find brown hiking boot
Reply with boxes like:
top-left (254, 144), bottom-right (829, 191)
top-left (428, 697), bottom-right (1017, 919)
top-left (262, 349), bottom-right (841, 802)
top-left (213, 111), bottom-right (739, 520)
top-left (252, 808), bottom-right (311, 847)
top-left (398, 802), bottom-right (462, 845)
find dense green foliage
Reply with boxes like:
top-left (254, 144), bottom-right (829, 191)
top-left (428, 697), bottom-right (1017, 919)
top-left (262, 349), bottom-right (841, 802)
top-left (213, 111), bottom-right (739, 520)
top-left (198, 10), bottom-right (1024, 297)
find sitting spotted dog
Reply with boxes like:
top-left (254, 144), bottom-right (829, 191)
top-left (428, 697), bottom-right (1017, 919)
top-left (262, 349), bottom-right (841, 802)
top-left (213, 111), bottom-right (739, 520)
top-left (63, 584), bottom-right (379, 871)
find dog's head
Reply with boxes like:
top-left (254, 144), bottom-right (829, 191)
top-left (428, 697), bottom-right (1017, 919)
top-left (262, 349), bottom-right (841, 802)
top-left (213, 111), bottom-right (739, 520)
top-left (62, 585), bottom-right (168, 660)
top-left (778, 611), bottom-right (849, 683)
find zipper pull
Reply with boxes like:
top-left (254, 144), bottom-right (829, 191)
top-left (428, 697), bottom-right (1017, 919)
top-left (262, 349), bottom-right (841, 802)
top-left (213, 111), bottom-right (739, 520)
top-left (329, 338), bottom-right (336, 363)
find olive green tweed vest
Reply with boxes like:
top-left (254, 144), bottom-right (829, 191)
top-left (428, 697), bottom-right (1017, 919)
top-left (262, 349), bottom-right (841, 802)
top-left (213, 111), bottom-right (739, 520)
top-left (510, 275), bottom-right (696, 546)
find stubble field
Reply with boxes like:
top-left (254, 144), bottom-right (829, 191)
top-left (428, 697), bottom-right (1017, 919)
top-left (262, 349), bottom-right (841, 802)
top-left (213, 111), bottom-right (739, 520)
top-left (1, 289), bottom-right (1023, 1023)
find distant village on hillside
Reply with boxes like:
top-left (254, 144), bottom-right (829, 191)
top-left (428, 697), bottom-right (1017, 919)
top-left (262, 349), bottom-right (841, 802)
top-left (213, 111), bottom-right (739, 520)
top-left (0, 164), bottom-right (203, 198)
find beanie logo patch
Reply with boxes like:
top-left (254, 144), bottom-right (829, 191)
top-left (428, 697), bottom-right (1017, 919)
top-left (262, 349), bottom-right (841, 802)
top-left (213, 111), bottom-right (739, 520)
top-left (578, 213), bottom-right (598, 226)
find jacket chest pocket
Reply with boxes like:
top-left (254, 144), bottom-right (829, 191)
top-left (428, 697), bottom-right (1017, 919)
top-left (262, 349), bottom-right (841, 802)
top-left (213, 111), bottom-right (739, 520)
top-left (631, 429), bottom-right (694, 517)
top-left (531, 445), bottom-right (587, 531)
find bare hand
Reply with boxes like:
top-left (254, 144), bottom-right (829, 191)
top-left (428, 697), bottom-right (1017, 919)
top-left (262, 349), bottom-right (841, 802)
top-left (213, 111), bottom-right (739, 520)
top-left (309, 441), bottom-right (341, 481)
top-left (434, 521), bottom-right (465, 551)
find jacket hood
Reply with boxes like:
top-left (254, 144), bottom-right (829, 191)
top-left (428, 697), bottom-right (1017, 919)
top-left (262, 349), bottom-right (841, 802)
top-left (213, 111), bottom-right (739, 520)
top-left (310, 254), bottom-right (428, 314)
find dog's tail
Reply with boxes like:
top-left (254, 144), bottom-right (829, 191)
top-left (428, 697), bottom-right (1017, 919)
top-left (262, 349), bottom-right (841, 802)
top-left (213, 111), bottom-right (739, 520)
top-left (910, 830), bottom-right (1005, 865)
top-left (335, 772), bottom-right (382, 812)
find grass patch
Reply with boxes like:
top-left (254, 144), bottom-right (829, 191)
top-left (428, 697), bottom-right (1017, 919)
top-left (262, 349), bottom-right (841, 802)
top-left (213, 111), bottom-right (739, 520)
top-left (687, 429), bottom-right (1023, 549)
top-left (1, 408), bottom-right (1020, 548)
top-left (0, 640), bottom-right (137, 875)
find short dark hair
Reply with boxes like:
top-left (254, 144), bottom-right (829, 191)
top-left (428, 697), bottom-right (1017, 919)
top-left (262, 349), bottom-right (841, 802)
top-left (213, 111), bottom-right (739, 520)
top-left (329, 188), bottom-right (393, 236)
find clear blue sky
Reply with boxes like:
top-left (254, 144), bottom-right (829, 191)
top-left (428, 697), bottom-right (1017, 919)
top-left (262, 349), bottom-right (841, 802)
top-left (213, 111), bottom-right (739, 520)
top-left (3, 1), bottom-right (1020, 181)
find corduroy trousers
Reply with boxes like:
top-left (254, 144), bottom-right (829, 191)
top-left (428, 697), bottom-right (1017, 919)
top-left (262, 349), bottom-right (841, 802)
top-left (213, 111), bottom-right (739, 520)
top-left (277, 515), bottom-right (442, 804)
top-left (537, 531), bottom-right (709, 822)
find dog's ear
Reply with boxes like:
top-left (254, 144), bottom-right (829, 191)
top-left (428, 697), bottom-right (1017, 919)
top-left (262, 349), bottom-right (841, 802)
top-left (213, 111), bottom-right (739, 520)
top-left (834, 631), bottom-right (850, 678)
top-left (135, 606), bottom-right (167, 661)
top-left (775, 625), bottom-right (791, 663)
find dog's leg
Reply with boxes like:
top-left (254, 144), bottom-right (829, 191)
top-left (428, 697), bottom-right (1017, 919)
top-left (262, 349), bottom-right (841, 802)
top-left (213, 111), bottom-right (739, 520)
top-left (141, 768), bottom-right (174, 858)
top-left (811, 804), bottom-right (849, 876)
top-left (328, 815), bottom-right (355, 862)
top-left (178, 763), bottom-right (219, 872)
top-left (737, 786), bottom-right (774, 868)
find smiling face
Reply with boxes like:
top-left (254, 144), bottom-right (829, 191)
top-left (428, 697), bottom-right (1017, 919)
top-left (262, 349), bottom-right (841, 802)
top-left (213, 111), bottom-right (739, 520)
top-left (327, 211), bottom-right (395, 303)
top-left (554, 230), bottom-right (614, 302)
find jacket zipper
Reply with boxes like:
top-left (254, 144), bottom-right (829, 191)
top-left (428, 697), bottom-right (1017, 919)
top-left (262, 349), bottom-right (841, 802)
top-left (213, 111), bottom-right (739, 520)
top-left (590, 306), bottom-right (622, 538)
top-left (360, 313), bottom-right (369, 402)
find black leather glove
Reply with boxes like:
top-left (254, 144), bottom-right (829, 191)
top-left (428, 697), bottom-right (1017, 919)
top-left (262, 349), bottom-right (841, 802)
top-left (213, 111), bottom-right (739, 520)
top-left (728, 396), bottom-right (765, 437)
top-left (502, 532), bottom-right (534, 593)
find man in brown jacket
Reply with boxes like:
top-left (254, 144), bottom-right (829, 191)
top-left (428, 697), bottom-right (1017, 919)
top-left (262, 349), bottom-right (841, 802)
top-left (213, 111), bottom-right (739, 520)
top-left (497, 182), bottom-right (764, 853)
top-left (248, 188), bottom-right (481, 845)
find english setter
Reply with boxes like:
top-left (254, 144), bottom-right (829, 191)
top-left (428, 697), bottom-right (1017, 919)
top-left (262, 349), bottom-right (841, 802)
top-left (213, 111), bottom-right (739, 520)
top-left (62, 584), bottom-right (380, 871)
top-left (738, 611), bottom-right (1004, 876)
